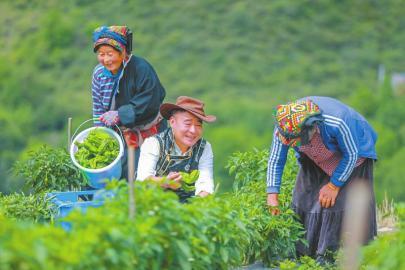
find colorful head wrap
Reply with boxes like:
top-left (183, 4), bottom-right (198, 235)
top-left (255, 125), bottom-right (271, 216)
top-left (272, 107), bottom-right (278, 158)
top-left (92, 26), bottom-right (131, 53)
top-left (274, 99), bottom-right (322, 147)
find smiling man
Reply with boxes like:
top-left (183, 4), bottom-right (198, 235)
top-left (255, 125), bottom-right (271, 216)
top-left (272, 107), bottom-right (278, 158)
top-left (137, 96), bottom-right (216, 202)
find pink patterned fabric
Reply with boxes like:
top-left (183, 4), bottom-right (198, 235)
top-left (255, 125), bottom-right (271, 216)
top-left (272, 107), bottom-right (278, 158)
top-left (299, 130), bottom-right (365, 176)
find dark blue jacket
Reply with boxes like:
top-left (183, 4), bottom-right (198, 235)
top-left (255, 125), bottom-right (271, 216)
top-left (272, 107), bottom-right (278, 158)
top-left (116, 56), bottom-right (166, 127)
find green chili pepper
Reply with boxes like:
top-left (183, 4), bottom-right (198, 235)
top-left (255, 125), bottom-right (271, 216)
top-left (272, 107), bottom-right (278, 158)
top-left (74, 129), bottom-right (119, 169)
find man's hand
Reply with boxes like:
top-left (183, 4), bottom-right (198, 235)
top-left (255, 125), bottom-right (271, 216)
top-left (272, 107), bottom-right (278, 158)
top-left (267, 193), bottom-right (281, 215)
top-left (318, 182), bottom-right (340, 208)
top-left (167, 171), bottom-right (182, 182)
top-left (162, 171), bottom-right (182, 190)
top-left (100, 111), bottom-right (120, 126)
top-left (197, 191), bottom-right (210, 197)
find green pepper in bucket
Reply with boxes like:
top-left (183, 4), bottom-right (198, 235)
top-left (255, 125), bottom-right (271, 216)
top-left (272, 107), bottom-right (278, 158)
top-left (74, 129), bottom-right (119, 169)
top-left (70, 127), bottom-right (124, 189)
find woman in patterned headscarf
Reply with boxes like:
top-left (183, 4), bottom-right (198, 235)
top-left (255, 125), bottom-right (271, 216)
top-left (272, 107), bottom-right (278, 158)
top-left (266, 96), bottom-right (378, 264)
top-left (91, 25), bottom-right (167, 179)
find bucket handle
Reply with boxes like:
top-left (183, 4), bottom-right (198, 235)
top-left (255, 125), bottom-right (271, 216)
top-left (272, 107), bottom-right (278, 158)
top-left (70, 118), bottom-right (125, 146)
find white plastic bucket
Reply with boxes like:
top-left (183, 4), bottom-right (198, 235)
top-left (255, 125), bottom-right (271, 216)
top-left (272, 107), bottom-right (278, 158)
top-left (70, 126), bottom-right (124, 189)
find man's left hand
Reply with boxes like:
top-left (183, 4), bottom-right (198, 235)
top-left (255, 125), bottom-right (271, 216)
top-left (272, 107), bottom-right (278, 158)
top-left (198, 191), bottom-right (210, 197)
top-left (162, 172), bottom-right (182, 190)
top-left (318, 182), bottom-right (340, 208)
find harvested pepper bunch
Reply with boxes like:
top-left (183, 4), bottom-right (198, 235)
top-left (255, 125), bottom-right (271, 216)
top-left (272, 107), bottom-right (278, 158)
top-left (179, 170), bottom-right (200, 192)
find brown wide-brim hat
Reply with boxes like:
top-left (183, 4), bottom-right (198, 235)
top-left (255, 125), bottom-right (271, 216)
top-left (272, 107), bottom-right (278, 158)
top-left (160, 96), bottom-right (217, 123)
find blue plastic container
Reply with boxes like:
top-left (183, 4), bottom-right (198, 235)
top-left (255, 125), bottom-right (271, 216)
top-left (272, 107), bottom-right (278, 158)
top-left (47, 190), bottom-right (105, 230)
top-left (70, 127), bottom-right (124, 189)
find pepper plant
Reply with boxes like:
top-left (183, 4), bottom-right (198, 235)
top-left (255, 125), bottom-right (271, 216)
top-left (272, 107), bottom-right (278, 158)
top-left (0, 148), bottom-right (309, 269)
top-left (227, 148), bottom-right (304, 265)
top-left (0, 192), bottom-right (54, 222)
top-left (14, 144), bottom-right (87, 193)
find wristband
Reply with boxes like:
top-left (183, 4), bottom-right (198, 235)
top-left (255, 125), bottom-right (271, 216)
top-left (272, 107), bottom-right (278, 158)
top-left (327, 182), bottom-right (338, 191)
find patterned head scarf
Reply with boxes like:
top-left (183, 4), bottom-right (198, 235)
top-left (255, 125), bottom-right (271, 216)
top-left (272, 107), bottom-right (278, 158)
top-left (92, 26), bottom-right (131, 53)
top-left (274, 99), bottom-right (322, 147)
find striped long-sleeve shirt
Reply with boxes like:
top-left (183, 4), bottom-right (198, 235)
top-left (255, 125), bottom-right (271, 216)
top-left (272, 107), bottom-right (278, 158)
top-left (266, 96), bottom-right (377, 194)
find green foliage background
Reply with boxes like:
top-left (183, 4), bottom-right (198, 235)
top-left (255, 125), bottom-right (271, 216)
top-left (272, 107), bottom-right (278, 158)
top-left (0, 0), bottom-right (404, 201)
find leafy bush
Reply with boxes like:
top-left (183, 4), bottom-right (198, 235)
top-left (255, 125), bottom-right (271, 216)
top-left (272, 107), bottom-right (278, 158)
top-left (14, 145), bottom-right (87, 193)
top-left (0, 182), bottom-right (251, 269)
top-left (279, 256), bottom-right (326, 270)
top-left (360, 204), bottom-right (405, 270)
top-left (0, 192), bottom-right (54, 222)
top-left (229, 181), bottom-right (304, 266)
top-left (227, 148), bottom-right (304, 265)
top-left (227, 148), bottom-right (298, 209)
top-left (5, 147), bottom-right (403, 269)
top-left (226, 148), bottom-right (269, 191)
top-left (0, 148), bottom-right (305, 269)
top-left (360, 229), bottom-right (405, 270)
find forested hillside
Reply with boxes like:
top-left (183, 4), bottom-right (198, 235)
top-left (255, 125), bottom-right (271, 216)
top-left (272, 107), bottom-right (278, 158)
top-left (1, 0), bottom-right (404, 201)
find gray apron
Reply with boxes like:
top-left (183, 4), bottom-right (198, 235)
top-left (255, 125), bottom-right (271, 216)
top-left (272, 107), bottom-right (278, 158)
top-left (293, 154), bottom-right (377, 257)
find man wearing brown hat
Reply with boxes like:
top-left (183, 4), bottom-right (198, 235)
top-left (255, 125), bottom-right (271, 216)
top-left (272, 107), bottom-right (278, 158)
top-left (137, 96), bottom-right (216, 202)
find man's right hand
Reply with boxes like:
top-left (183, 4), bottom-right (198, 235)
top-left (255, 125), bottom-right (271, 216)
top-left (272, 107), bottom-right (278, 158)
top-left (167, 171), bottom-right (182, 182)
top-left (267, 193), bottom-right (281, 215)
top-left (164, 172), bottom-right (182, 190)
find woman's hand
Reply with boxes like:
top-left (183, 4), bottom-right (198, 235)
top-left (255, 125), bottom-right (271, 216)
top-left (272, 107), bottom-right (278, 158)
top-left (100, 111), bottom-right (120, 126)
top-left (318, 182), bottom-right (340, 208)
top-left (267, 193), bottom-right (281, 215)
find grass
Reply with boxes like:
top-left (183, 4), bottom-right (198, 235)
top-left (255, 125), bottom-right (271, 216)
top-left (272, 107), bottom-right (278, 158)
top-left (377, 193), bottom-right (398, 233)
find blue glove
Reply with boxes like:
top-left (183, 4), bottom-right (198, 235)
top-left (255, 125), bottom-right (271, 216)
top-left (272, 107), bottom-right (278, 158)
top-left (100, 111), bottom-right (120, 126)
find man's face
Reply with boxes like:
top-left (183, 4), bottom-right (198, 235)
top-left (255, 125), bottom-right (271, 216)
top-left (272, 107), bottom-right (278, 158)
top-left (96, 45), bottom-right (125, 75)
top-left (170, 111), bottom-right (203, 152)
